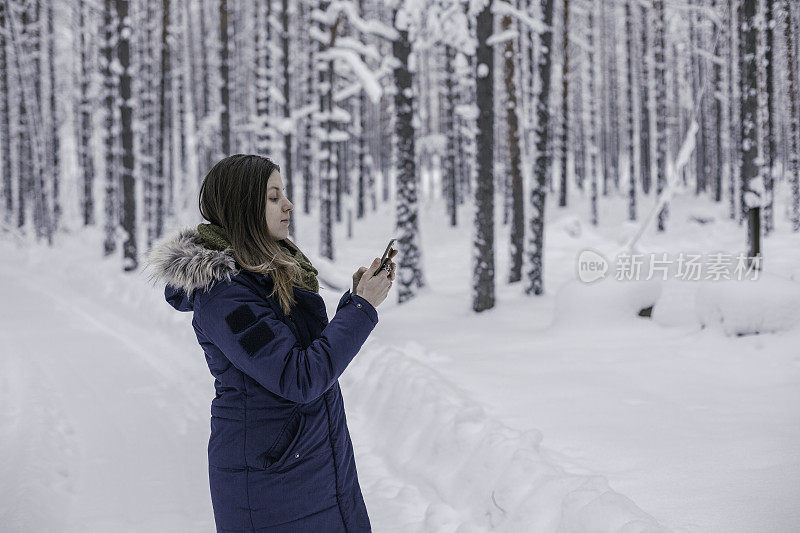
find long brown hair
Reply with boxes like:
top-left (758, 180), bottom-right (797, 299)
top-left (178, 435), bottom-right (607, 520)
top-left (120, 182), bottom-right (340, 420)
top-left (199, 154), bottom-right (309, 315)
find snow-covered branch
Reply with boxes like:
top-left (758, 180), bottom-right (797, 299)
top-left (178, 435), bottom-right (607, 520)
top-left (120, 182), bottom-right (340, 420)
top-left (312, 1), bottom-right (399, 41)
top-left (624, 120), bottom-right (700, 252)
top-left (317, 48), bottom-right (383, 103)
top-left (336, 36), bottom-right (381, 62)
top-left (491, 2), bottom-right (550, 34)
top-left (487, 29), bottom-right (519, 47)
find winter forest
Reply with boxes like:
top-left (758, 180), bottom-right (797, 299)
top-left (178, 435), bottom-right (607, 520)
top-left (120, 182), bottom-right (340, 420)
top-left (2, 0), bottom-right (800, 531)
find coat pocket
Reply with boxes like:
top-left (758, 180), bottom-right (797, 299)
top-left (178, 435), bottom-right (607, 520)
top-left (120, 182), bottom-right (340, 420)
top-left (259, 408), bottom-right (306, 472)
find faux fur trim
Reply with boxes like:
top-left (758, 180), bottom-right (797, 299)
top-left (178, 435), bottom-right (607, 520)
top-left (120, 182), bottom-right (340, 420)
top-left (144, 227), bottom-right (239, 297)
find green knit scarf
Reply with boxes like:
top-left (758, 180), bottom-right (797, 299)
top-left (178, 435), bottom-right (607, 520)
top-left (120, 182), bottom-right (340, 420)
top-left (197, 223), bottom-right (319, 293)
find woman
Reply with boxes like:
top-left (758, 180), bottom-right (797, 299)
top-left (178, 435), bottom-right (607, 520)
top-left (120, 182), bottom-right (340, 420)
top-left (145, 154), bottom-right (396, 532)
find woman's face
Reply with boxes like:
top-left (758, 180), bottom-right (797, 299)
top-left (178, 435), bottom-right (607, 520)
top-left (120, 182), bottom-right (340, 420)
top-left (265, 170), bottom-right (293, 239)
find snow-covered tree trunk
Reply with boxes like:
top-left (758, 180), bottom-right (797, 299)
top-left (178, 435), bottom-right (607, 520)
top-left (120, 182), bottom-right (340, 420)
top-left (653, 0), bottom-right (668, 232)
top-left (785, 0), bottom-right (800, 231)
top-left (138, 0), bottom-right (156, 246)
top-left (76, 0), bottom-right (95, 226)
top-left (46, 0), bottom-right (60, 231)
top-left (558, 0), bottom-right (570, 208)
top-left (714, 0), bottom-right (729, 203)
top-left (573, 42), bottom-right (586, 192)
top-left (639, 3), bottom-right (653, 195)
top-left (298, 0), bottom-right (314, 214)
top-left (473, 1), bottom-right (495, 311)
top-left (600, 0), bottom-right (619, 193)
top-left (689, 0), bottom-right (707, 194)
top-left (527, 0), bottom-right (555, 296)
top-left (31, 0), bottom-right (51, 241)
top-left (763, 0), bottom-right (775, 233)
top-left (316, 1), bottom-right (335, 261)
top-left (729, 0), bottom-right (742, 221)
top-left (255, 0), bottom-right (271, 156)
top-left (626, 0), bottom-right (637, 220)
top-left (587, 1), bottom-right (600, 225)
top-left (281, 0), bottom-right (293, 233)
top-left (174, 0), bottom-right (188, 177)
top-left (198, 1), bottom-right (213, 171)
top-left (0, 2), bottom-right (11, 227)
top-left (444, 44), bottom-right (458, 226)
top-left (219, 0), bottom-right (230, 156)
top-left (501, 1), bottom-right (524, 284)
top-left (740, 0), bottom-right (762, 263)
top-left (117, 0), bottom-right (137, 270)
top-left (154, 0), bottom-right (171, 243)
top-left (102, 0), bottom-right (118, 256)
top-left (393, 7), bottom-right (424, 305)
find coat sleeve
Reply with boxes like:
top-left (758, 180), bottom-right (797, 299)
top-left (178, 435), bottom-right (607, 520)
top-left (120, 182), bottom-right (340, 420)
top-left (195, 281), bottom-right (378, 403)
top-left (337, 288), bottom-right (354, 313)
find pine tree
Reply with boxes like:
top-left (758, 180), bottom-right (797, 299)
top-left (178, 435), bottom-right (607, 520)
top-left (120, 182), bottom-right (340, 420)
top-left (740, 0), bottom-right (761, 263)
top-left (527, 0), bottom-right (555, 296)
top-left (639, 2), bottom-right (653, 194)
top-left (653, 0), bottom-right (669, 232)
top-left (444, 44), bottom-right (458, 226)
top-left (392, 6), bottom-right (424, 304)
top-left (219, 0), bottom-right (230, 156)
top-left (102, 0), bottom-right (118, 256)
top-left (0, 2), bottom-right (12, 228)
top-left (786, 0), bottom-right (800, 231)
top-left (501, 0), bottom-right (524, 284)
top-left (46, 0), bottom-right (60, 231)
top-left (117, 0), bottom-right (137, 270)
top-left (587, 0), bottom-right (600, 225)
top-left (558, 0), bottom-right (570, 208)
top-left (77, 0), bottom-right (95, 226)
top-left (473, 0), bottom-right (495, 311)
top-left (281, 0), bottom-right (293, 234)
top-left (763, 0), bottom-right (775, 233)
top-left (626, 0), bottom-right (637, 220)
top-left (155, 0), bottom-right (171, 242)
top-left (729, 0), bottom-right (742, 221)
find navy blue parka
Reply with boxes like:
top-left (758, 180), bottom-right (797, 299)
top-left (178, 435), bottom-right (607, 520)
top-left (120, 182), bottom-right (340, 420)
top-left (146, 227), bottom-right (376, 532)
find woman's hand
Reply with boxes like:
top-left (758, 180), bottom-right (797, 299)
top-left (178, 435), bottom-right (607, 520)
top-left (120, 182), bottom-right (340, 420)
top-left (353, 250), bottom-right (397, 308)
top-left (353, 249), bottom-right (397, 295)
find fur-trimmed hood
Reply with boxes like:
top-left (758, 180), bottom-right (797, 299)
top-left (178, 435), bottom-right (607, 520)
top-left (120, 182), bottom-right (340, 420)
top-left (144, 226), bottom-right (240, 311)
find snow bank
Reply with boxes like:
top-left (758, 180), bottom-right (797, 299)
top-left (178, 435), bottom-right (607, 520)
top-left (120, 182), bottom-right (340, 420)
top-left (695, 274), bottom-right (800, 336)
top-left (342, 342), bottom-right (669, 532)
top-left (650, 280), bottom-right (703, 328)
top-left (552, 278), bottom-right (663, 330)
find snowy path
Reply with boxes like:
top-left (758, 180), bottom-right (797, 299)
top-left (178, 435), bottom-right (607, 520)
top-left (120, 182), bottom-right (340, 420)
top-left (0, 239), bottom-right (666, 532)
top-left (0, 261), bottom-right (213, 532)
top-left (0, 253), bottom-right (433, 532)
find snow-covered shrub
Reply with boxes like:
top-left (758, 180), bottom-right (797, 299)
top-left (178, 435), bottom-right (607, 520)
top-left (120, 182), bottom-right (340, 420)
top-left (695, 274), bottom-right (800, 336)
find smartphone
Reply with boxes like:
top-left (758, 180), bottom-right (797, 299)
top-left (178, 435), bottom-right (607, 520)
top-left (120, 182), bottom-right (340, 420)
top-left (372, 238), bottom-right (396, 278)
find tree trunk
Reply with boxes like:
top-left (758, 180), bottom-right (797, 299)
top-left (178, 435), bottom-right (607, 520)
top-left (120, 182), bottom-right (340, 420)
top-left (219, 0), bottom-right (230, 156)
top-left (393, 7), bottom-right (424, 305)
top-left (764, 0), bottom-right (775, 233)
top-left (740, 0), bottom-right (761, 263)
top-left (473, 1), bottom-right (495, 310)
top-left (102, 0), bottom-right (117, 256)
top-left (1, 3), bottom-right (13, 227)
top-left (639, 3), bottom-right (652, 194)
top-left (527, 0), bottom-right (555, 296)
top-left (785, 0), bottom-right (800, 231)
top-left (502, 1), bottom-right (524, 284)
top-left (117, 0), bottom-right (137, 270)
top-left (653, 0), bottom-right (668, 232)
top-left (559, 0), bottom-right (570, 208)
top-left (626, 0), bottom-right (637, 220)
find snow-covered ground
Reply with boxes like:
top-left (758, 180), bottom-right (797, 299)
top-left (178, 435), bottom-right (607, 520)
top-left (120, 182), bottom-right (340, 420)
top-left (2, 185), bottom-right (799, 532)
